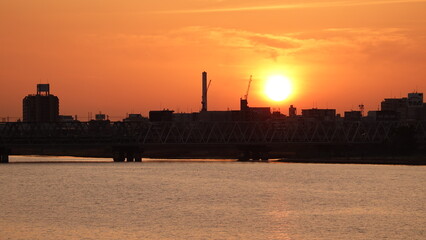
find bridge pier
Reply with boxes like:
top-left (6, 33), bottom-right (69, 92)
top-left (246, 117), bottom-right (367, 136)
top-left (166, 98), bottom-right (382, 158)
top-left (113, 152), bottom-right (125, 162)
top-left (0, 154), bottom-right (9, 163)
top-left (238, 145), bottom-right (269, 162)
top-left (126, 152), bottom-right (135, 162)
top-left (134, 152), bottom-right (142, 162)
top-left (126, 151), bottom-right (143, 162)
top-left (112, 147), bottom-right (143, 162)
top-left (238, 152), bottom-right (269, 161)
top-left (0, 148), bottom-right (9, 163)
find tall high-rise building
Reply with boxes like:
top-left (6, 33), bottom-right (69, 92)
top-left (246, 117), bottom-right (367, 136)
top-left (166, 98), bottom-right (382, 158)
top-left (23, 84), bottom-right (59, 122)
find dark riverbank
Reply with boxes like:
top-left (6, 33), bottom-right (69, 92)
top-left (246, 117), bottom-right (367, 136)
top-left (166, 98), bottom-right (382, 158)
top-left (276, 156), bottom-right (426, 165)
top-left (6, 154), bottom-right (426, 166)
top-left (5, 142), bottom-right (426, 165)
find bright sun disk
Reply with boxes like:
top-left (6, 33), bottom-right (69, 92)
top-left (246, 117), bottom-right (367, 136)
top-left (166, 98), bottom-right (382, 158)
top-left (264, 75), bottom-right (292, 101)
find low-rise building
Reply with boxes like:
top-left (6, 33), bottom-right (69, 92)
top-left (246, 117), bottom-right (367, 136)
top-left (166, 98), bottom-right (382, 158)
top-left (344, 111), bottom-right (362, 121)
top-left (301, 108), bottom-right (336, 121)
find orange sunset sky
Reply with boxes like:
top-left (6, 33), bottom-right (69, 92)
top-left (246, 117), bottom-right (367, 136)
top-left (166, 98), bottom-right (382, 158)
top-left (1, 0), bottom-right (426, 120)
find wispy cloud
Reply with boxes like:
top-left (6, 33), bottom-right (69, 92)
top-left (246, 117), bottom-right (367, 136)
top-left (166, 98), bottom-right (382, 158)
top-left (158, 0), bottom-right (426, 14)
top-left (172, 26), bottom-right (426, 63)
top-left (83, 26), bottom-right (425, 66)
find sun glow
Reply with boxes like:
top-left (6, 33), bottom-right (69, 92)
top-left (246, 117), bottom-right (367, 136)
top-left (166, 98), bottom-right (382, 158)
top-left (264, 75), bottom-right (292, 101)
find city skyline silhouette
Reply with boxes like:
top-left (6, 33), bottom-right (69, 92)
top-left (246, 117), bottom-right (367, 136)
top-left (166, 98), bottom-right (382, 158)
top-left (1, 0), bottom-right (426, 120)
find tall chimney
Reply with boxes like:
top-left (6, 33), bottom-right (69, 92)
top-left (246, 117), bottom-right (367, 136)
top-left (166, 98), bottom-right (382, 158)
top-left (201, 71), bottom-right (208, 111)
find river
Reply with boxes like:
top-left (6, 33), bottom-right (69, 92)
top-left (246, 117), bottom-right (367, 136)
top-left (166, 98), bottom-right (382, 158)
top-left (0, 156), bottom-right (425, 239)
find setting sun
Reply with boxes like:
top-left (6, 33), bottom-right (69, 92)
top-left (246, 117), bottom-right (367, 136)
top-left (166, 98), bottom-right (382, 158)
top-left (264, 75), bottom-right (292, 102)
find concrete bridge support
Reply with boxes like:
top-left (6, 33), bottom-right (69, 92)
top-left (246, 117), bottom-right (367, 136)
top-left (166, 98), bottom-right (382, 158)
top-left (0, 148), bottom-right (9, 163)
top-left (126, 152), bottom-right (135, 162)
top-left (112, 147), bottom-right (143, 162)
top-left (126, 151), bottom-right (143, 162)
top-left (0, 154), bottom-right (9, 163)
top-left (238, 145), bottom-right (269, 162)
top-left (134, 152), bottom-right (142, 162)
top-left (113, 151), bottom-right (126, 162)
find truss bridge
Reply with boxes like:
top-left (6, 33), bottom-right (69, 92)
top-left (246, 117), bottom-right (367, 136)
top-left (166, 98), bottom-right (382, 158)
top-left (1, 120), bottom-right (425, 163)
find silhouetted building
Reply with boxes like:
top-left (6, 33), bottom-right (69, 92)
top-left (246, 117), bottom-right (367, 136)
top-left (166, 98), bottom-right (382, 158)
top-left (271, 111), bottom-right (286, 119)
top-left (123, 114), bottom-right (146, 122)
top-left (381, 92), bottom-right (425, 120)
top-left (59, 115), bottom-right (74, 122)
top-left (407, 93), bottom-right (425, 120)
top-left (301, 108), bottom-right (336, 121)
top-left (95, 113), bottom-right (107, 121)
top-left (149, 110), bottom-right (174, 122)
top-left (199, 111), bottom-right (235, 121)
top-left (367, 110), bottom-right (400, 121)
top-left (238, 98), bottom-right (271, 121)
top-left (174, 113), bottom-right (199, 122)
top-left (240, 99), bottom-right (249, 111)
top-left (289, 105), bottom-right (297, 117)
top-left (381, 98), bottom-right (407, 119)
top-left (344, 111), bottom-right (362, 121)
top-left (23, 84), bottom-right (59, 122)
top-left (408, 93), bottom-right (423, 107)
top-left (248, 107), bottom-right (271, 121)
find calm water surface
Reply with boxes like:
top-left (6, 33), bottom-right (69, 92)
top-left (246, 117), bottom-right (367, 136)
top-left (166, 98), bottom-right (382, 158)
top-left (0, 156), bottom-right (425, 239)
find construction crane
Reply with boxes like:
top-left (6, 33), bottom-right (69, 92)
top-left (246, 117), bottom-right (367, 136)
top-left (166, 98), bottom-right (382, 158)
top-left (243, 75), bottom-right (252, 100)
top-left (207, 79), bottom-right (212, 92)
